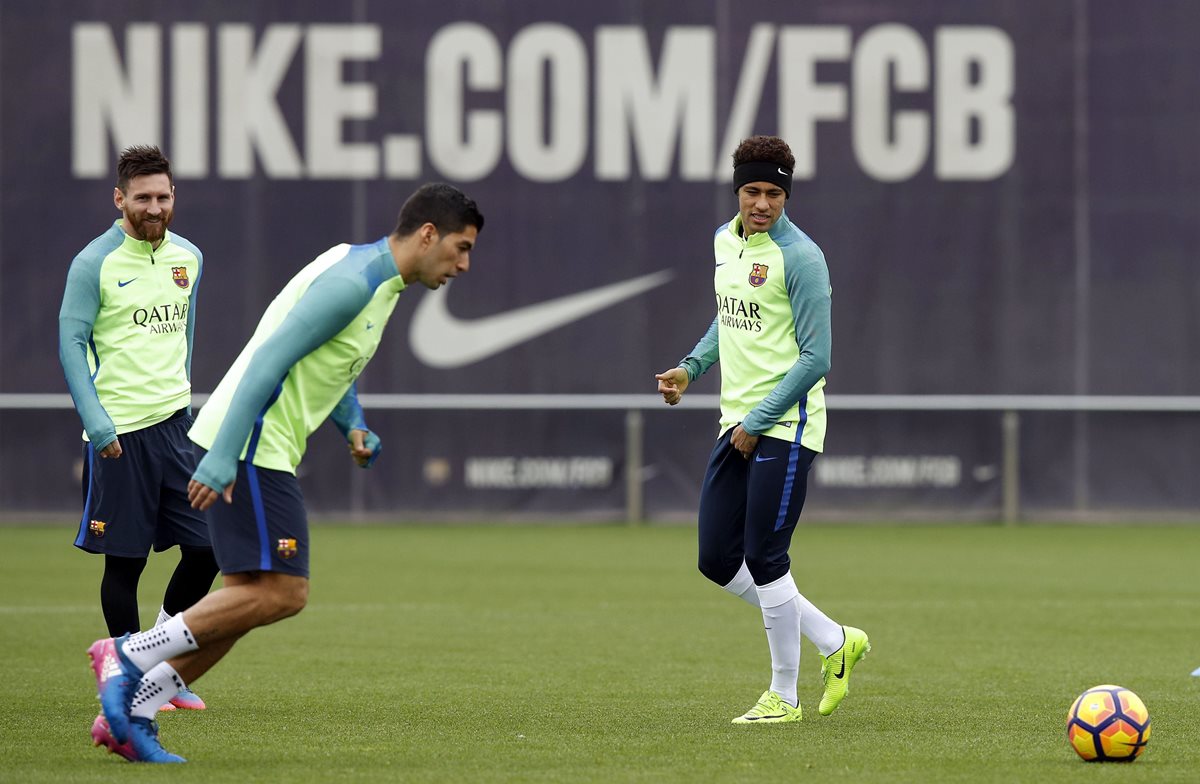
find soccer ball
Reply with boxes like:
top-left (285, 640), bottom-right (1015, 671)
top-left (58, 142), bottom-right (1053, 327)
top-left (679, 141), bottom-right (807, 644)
top-left (1066, 684), bottom-right (1151, 761)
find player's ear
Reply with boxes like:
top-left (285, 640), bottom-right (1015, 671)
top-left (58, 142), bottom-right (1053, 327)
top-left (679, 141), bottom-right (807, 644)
top-left (113, 187), bottom-right (124, 211)
top-left (420, 223), bottom-right (439, 249)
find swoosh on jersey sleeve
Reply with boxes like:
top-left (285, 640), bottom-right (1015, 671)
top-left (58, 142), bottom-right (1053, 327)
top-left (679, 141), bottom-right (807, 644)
top-left (192, 273), bottom-right (372, 491)
top-left (58, 252), bottom-right (116, 451)
top-left (679, 317), bottom-right (720, 383)
top-left (741, 245), bottom-right (831, 436)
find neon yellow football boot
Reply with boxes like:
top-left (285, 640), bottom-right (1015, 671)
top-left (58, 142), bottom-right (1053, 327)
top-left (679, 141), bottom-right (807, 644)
top-left (731, 690), bottom-right (803, 724)
top-left (818, 626), bottom-right (871, 716)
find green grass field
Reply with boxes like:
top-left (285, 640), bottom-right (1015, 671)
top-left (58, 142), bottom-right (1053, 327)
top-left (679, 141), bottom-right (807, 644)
top-left (1, 523), bottom-right (1198, 783)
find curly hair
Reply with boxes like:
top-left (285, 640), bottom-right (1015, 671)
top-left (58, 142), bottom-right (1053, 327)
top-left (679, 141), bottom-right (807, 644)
top-left (116, 145), bottom-right (172, 191)
top-left (732, 136), bottom-right (795, 172)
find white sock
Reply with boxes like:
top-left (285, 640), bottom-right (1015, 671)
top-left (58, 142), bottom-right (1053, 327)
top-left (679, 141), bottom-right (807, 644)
top-left (155, 607), bottom-right (171, 627)
top-left (795, 592), bottom-right (844, 656)
top-left (130, 662), bottom-right (185, 720)
top-left (120, 614), bottom-right (199, 673)
top-left (758, 573), bottom-right (801, 707)
top-left (721, 561), bottom-right (760, 607)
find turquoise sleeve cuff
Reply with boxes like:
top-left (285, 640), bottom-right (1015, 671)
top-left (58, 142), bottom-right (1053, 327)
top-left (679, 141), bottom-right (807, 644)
top-left (329, 382), bottom-right (367, 438)
top-left (192, 450), bottom-right (238, 492)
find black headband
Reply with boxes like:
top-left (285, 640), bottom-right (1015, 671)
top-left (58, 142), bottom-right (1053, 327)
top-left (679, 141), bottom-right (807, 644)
top-left (733, 161), bottom-right (792, 198)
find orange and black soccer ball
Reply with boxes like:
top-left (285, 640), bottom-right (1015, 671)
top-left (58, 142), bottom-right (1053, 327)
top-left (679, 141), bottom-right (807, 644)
top-left (1066, 684), bottom-right (1151, 762)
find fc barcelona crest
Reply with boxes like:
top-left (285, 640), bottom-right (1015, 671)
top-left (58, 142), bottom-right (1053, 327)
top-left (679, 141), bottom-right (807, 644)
top-left (277, 538), bottom-right (298, 559)
top-left (89, 519), bottom-right (107, 538)
top-left (172, 266), bottom-right (190, 289)
top-left (749, 263), bottom-right (769, 287)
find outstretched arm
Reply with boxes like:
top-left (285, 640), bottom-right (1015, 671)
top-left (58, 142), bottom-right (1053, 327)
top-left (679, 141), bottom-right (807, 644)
top-left (656, 317), bottom-right (719, 405)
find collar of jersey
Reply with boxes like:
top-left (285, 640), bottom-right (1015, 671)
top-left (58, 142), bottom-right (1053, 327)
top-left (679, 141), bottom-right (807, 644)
top-left (114, 220), bottom-right (170, 256)
top-left (730, 210), bottom-right (790, 246)
top-left (367, 236), bottom-right (406, 294)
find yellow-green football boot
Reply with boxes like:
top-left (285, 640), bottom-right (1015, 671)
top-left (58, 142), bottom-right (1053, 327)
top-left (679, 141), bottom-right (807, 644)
top-left (818, 626), bottom-right (871, 716)
top-left (731, 690), bottom-right (803, 724)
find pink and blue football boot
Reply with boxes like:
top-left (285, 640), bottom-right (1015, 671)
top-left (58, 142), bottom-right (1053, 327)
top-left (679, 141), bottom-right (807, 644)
top-left (91, 713), bottom-right (185, 763)
top-left (87, 635), bottom-right (141, 744)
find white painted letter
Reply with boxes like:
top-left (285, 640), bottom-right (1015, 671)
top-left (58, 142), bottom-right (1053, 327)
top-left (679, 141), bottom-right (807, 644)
top-left (778, 27), bottom-right (850, 179)
top-left (218, 24), bottom-right (304, 179)
top-left (171, 25), bottom-right (208, 178)
top-left (935, 27), bottom-right (1014, 179)
top-left (72, 24), bottom-right (161, 177)
top-left (853, 24), bottom-right (929, 182)
top-left (306, 25), bottom-right (381, 178)
top-left (716, 24), bottom-right (777, 181)
top-left (426, 23), bottom-right (502, 181)
top-left (507, 24), bottom-right (587, 182)
top-left (595, 26), bottom-right (715, 181)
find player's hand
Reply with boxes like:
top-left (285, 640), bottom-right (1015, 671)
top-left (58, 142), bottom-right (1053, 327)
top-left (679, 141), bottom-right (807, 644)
top-left (655, 367), bottom-right (690, 405)
top-left (188, 478), bottom-right (234, 510)
top-left (731, 425), bottom-right (759, 459)
top-left (99, 438), bottom-right (123, 459)
top-left (348, 429), bottom-right (376, 467)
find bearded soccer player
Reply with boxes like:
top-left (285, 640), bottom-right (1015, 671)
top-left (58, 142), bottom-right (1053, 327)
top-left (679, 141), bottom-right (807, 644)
top-left (59, 146), bottom-right (218, 744)
top-left (655, 135), bottom-right (869, 724)
top-left (85, 182), bottom-right (483, 763)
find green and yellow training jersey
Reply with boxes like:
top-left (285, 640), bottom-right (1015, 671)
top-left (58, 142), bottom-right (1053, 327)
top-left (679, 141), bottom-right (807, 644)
top-left (189, 238), bottom-right (404, 486)
top-left (679, 212), bottom-right (831, 452)
top-left (58, 221), bottom-right (202, 450)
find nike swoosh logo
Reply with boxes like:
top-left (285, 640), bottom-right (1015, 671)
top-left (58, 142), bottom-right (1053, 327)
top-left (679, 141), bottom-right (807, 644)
top-left (366, 321), bottom-right (375, 330)
top-left (117, 278), bottom-right (138, 287)
top-left (754, 454), bottom-right (777, 462)
top-left (834, 656), bottom-right (846, 678)
top-left (778, 167), bottom-right (790, 176)
top-left (409, 270), bottom-right (674, 369)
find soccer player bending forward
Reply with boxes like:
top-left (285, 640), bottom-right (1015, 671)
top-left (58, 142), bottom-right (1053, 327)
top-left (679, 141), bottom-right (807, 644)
top-left (87, 182), bottom-right (484, 762)
top-left (655, 135), bottom-right (869, 724)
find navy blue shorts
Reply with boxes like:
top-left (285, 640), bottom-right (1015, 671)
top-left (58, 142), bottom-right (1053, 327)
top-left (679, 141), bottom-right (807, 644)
top-left (697, 430), bottom-right (817, 587)
top-left (202, 454), bottom-right (310, 578)
top-left (74, 410), bottom-right (211, 558)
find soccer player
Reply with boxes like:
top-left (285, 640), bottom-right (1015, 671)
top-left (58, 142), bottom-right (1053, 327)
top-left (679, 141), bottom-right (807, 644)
top-left (86, 182), bottom-right (483, 763)
top-left (59, 145), bottom-right (217, 733)
top-left (655, 136), bottom-right (869, 724)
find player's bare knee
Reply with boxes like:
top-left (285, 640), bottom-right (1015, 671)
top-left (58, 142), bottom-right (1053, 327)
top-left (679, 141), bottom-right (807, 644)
top-left (281, 579), bottom-right (309, 618)
top-left (269, 577), bottom-right (308, 620)
top-left (249, 574), bottom-right (307, 622)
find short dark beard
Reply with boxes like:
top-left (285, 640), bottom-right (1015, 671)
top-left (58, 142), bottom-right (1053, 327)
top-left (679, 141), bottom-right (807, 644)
top-left (126, 209), bottom-right (172, 244)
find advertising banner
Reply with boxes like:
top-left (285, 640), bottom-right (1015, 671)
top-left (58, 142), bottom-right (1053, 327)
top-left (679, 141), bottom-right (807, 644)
top-left (2, 2), bottom-right (1197, 519)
